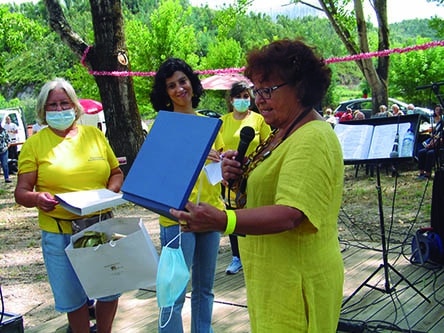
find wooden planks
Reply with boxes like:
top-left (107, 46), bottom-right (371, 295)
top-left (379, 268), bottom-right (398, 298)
top-left (27, 242), bottom-right (443, 333)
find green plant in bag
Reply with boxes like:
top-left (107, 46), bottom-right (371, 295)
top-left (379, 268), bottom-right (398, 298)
top-left (74, 231), bottom-right (108, 248)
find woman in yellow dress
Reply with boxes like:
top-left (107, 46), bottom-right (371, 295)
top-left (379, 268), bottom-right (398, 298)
top-left (170, 39), bottom-right (344, 332)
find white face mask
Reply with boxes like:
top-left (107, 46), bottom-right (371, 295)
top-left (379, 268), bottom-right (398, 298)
top-left (46, 109), bottom-right (76, 131)
top-left (232, 99), bottom-right (250, 113)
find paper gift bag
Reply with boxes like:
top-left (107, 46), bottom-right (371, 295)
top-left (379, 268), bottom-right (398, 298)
top-left (65, 217), bottom-right (159, 299)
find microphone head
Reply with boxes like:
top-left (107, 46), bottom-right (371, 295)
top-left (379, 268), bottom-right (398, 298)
top-left (240, 126), bottom-right (255, 143)
top-left (389, 151), bottom-right (399, 158)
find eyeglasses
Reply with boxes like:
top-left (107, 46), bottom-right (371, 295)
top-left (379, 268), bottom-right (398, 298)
top-left (252, 83), bottom-right (287, 100)
top-left (45, 101), bottom-right (72, 111)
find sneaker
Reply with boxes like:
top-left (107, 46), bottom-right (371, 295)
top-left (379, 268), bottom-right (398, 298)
top-left (226, 256), bottom-right (242, 275)
top-left (5, 179), bottom-right (12, 183)
top-left (417, 174), bottom-right (429, 181)
top-left (66, 323), bottom-right (97, 333)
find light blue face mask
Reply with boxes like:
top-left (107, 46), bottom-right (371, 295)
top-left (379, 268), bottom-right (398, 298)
top-left (232, 98), bottom-right (250, 113)
top-left (46, 109), bottom-right (76, 131)
top-left (156, 231), bottom-right (190, 328)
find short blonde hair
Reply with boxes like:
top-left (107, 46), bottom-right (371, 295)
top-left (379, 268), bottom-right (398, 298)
top-left (36, 78), bottom-right (84, 125)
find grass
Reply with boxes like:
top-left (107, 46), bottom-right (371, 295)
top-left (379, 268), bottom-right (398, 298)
top-left (341, 161), bottom-right (434, 246)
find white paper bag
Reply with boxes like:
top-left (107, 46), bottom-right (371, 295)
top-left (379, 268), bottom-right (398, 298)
top-left (65, 217), bottom-right (159, 299)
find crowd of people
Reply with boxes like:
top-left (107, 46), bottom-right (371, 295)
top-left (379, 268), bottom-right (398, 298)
top-left (8, 36), bottom-right (443, 333)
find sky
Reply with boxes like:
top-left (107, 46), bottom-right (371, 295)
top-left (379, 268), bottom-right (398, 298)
top-left (2, 0), bottom-right (443, 23)
top-left (190, 0), bottom-right (444, 24)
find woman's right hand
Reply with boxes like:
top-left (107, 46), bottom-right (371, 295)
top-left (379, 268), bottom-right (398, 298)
top-left (35, 192), bottom-right (59, 212)
top-left (221, 150), bottom-right (243, 183)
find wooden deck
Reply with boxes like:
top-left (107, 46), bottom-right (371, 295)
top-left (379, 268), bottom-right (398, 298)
top-left (20, 199), bottom-right (442, 333)
top-left (27, 237), bottom-right (444, 333)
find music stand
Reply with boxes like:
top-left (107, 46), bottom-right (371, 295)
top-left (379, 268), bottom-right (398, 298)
top-left (335, 114), bottom-right (431, 306)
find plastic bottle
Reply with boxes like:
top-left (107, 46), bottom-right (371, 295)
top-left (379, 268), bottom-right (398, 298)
top-left (400, 129), bottom-right (415, 157)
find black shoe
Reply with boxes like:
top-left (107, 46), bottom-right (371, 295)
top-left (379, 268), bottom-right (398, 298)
top-left (88, 305), bottom-right (96, 319)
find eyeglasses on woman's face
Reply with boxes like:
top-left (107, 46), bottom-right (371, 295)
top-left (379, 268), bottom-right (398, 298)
top-left (252, 82), bottom-right (287, 100)
top-left (45, 101), bottom-right (73, 111)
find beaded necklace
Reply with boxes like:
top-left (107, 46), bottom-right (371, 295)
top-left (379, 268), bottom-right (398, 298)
top-left (232, 107), bottom-right (312, 208)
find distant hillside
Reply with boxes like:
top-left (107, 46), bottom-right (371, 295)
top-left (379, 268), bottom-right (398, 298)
top-left (252, 2), bottom-right (320, 20)
top-left (390, 18), bottom-right (440, 41)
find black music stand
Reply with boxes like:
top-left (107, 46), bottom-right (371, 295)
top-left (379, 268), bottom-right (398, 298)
top-left (336, 115), bottom-right (431, 306)
top-left (342, 164), bottom-right (430, 306)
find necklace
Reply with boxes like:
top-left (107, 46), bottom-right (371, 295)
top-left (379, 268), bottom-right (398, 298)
top-left (231, 108), bottom-right (312, 208)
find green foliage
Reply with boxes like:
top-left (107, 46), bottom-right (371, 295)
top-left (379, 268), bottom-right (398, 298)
top-left (389, 37), bottom-right (444, 108)
top-left (202, 38), bottom-right (245, 70)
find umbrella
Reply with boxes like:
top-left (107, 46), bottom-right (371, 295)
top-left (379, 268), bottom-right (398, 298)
top-left (79, 99), bottom-right (103, 114)
top-left (201, 74), bottom-right (252, 90)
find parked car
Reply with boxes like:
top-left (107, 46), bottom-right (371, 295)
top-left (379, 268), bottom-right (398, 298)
top-left (197, 109), bottom-right (222, 118)
top-left (334, 98), bottom-right (433, 120)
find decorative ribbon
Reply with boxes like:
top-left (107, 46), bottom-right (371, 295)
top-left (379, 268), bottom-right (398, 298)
top-left (80, 40), bottom-right (444, 77)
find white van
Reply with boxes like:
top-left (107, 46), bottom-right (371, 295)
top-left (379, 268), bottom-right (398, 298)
top-left (0, 107), bottom-right (28, 153)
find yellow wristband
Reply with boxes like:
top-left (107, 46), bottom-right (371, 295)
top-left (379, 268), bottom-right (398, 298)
top-left (224, 210), bottom-right (237, 235)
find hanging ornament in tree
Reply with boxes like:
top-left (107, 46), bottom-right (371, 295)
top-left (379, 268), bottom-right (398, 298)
top-left (117, 50), bottom-right (128, 66)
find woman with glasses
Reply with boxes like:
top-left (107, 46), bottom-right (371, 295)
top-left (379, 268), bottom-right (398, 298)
top-left (220, 81), bottom-right (271, 275)
top-left (171, 39), bottom-right (344, 332)
top-left (14, 78), bottom-right (123, 333)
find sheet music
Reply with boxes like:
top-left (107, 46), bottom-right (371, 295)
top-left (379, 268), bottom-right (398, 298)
top-left (334, 122), bottom-right (413, 162)
top-left (368, 123), bottom-right (410, 159)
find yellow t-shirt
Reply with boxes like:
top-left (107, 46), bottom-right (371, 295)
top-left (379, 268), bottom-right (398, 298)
top-left (158, 113), bottom-right (226, 227)
top-left (219, 111), bottom-right (271, 208)
top-left (240, 120), bottom-right (344, 332)
top-left (219, 111), bottom-right (271, 154)
top-left (18, 125), bottom-right (120, 233)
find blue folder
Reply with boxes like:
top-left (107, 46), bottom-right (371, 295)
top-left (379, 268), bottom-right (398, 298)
top-left (121, 111), bottom-right (222, 220)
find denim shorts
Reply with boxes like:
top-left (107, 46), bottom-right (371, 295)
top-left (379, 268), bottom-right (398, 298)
top-left (41, 231), bottom-right (120, 313)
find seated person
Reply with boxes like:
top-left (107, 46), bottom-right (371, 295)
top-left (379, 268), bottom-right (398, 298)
top-left (353, 110), bottom-right (365, 120)
top-left (339, 108), bottom-right (353, 122)
top-left (373, 104), bottom-right (393, 118)
top-left (391, 104), bottom-right (404, 116)
top-left (417, 120), bottom-right (443, 180)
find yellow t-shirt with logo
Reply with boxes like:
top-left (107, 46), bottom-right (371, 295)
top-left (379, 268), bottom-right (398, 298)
top-left (18, 125), bottom-right (120, 233)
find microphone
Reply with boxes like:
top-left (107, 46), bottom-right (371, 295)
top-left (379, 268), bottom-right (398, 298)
top-left (389, 115), bottom-right (400, 158)
top-left (389, 133), bottom-right (399, 158)
top-left (234, 126), bottom-right (256, 164)
top-left (228, 126), bottom-right (255, 188)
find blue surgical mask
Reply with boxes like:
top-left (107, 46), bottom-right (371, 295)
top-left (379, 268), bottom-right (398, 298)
top-left (46, 109), bottom-right (76, 131)
top-left (232, 99), bottom-right (250, 113)
top-left (156, 232), bottom-right (190, 328)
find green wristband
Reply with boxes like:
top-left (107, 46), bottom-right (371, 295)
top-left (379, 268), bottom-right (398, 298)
top-left (224, 210), bottom-right (237, 235)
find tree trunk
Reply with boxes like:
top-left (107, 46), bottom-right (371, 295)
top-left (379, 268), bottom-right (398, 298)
top-left (45, 0), bottom-right (144, 175)
top-left (317, 0), bottom-right (390, 115)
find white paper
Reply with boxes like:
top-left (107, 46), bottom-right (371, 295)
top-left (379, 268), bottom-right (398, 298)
top-left (55, 188), bottom-right (127, 216)
top-left (334, 122), bottom-right (413, 161)
top-left (203, 161), bottom-right (223, 185)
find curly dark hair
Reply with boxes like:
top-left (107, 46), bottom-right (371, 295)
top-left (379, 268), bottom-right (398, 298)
top-left (244, 38), bottom-right (331, 109)
top-left (150, 58), bottom-right (204, 112)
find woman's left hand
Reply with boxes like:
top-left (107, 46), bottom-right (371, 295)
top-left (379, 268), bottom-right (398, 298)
top-left (207, 149), bottom-right (221, 162)
top-left (170, 201), bottom-right (226, 233)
